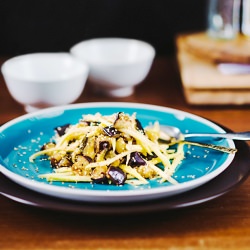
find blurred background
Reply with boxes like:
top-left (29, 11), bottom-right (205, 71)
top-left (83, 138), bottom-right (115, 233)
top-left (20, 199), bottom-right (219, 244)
top-left (0, 0), bottom-right (207, 56)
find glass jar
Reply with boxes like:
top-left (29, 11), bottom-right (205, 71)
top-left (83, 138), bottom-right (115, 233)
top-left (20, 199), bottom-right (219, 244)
top-left (207, 0), bottom-right (241, 39)
top-left (242, 0), bottom-right (250, 38)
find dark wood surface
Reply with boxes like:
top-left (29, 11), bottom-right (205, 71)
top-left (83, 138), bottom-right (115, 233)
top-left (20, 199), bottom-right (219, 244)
top-left (0, 57), bottom-right (249, 249)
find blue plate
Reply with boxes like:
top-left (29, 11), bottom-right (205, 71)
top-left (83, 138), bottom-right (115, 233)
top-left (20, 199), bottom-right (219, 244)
top-left (0, 102), bottom-right (235, 202)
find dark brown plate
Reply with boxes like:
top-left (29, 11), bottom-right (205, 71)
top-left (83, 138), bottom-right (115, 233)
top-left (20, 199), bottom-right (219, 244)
top-left (0, 138), bottom-right (249, 215)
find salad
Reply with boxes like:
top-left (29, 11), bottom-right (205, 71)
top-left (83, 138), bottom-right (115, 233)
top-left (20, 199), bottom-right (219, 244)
top-left (29, 112), bottom-right (235, 186)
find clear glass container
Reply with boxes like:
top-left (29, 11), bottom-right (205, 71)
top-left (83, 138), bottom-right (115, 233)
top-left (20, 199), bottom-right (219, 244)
top-left (242, 0), bottom-right (250, 38)
top-left (207, 0), bottom-right (240, 39)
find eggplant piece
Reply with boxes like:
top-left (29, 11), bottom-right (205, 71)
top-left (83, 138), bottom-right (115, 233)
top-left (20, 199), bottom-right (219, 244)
top-left (92, 174), bottom-right (109, 184)
top-left (107, 166), bottom-right (127, 185)
top-left (95, 148), bottom-right (109, 162)
top-left (50, 154), bottom-right (72, 168)
top-left (79, 136), bottom-right (88, 151)
top-left (75, 155), bottom-right (92, 164)
top-left (113, 112), bottom-right (133, 130)
top-left (135, 119), bottom-right (145, 134)
top-left (50, 152), bottom-right (64, 168)
top-left (95, 134), bottom-right (113, 153)
top-left (103, 126), bottom-right (120, 137)
top-left (85, 155), bottom-right (93, 163)
top-left (146, 152), bottom-right (157, 160)
top-left (91, 166), bottom-right (108, 184)
top-left (41, 142), bottom-right (56, 151)
top-left (99, 141), bottom-right (110, 151)
top-left (54, 124), bottom-right (71, 136)
top-left (128, 152), bottom-right (146, 167)
top-left (114, 112), bottom-right (123, 124)
top-left (82, 136), bottom-right (96, 159)
top-left (72, 155), bottom-right (92, 176)
top-left (58, 156), bottom-right (72, 168)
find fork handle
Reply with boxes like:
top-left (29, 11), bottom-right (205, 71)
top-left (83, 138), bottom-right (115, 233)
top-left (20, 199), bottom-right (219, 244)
top-left (184, 131), bottom-right (250, 141)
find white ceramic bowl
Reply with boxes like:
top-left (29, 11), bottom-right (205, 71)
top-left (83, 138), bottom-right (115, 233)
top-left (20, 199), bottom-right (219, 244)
top-left (1, 53), bottom-right (89, 112)
top-left (70, 38), bottom-right (155, 97)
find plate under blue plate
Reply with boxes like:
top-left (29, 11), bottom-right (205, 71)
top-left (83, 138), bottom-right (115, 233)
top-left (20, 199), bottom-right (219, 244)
top-left (0, 102), bottom-right (235, 202)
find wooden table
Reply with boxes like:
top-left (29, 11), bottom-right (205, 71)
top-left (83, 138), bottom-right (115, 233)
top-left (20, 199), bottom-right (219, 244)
top-left (0, 57), bottom-right (249, 249)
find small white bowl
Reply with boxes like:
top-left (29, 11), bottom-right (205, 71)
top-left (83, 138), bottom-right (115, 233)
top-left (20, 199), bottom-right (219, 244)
top-left (70, 38), bottom-right (155, 97)
top-left (1, 53), bottom-right (89, 112)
